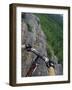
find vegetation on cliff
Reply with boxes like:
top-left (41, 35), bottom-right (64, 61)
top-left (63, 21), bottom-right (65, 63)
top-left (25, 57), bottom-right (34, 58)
top-left (35, 14), bottom-right (63, 64)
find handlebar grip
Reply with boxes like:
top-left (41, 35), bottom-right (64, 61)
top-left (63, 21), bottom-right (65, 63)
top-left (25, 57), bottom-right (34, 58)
top-left (22, 44), bottom-right (32, 51)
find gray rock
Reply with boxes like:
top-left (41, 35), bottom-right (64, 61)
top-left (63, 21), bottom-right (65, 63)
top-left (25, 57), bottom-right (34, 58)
top-left (55, 64), bottom-right (63, 75)
top-left (21, 13), bottom-right (48, 76)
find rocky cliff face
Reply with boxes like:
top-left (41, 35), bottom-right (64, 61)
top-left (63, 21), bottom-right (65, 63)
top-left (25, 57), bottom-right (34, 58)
top-left (21, 13), bottom-right (48, 76)
top-left (21, 13), bottom-right (63, 77)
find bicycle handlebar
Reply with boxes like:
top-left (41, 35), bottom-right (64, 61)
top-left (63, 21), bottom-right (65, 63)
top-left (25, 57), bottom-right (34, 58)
top-left (22, 44), bottom-right (55, 76)
top-left (22, 44), bottom-right (49, 62)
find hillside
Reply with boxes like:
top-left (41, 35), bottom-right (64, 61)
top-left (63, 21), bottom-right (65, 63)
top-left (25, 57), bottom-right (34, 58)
top-left (35, 14), bottom-right (63, 64)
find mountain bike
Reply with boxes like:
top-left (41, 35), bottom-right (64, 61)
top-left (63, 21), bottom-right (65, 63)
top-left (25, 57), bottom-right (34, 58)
top-left (22, 44), bottom-right (56, 77)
